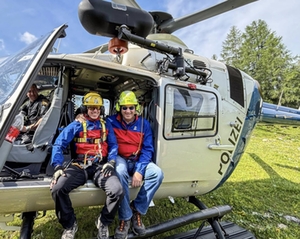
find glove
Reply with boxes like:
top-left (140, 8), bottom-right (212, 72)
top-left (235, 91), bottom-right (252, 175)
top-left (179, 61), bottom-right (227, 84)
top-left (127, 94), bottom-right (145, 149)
top-left (50, 166), bottom-right (64, 190)
top-left (101, 160), bottom-right (115, 177)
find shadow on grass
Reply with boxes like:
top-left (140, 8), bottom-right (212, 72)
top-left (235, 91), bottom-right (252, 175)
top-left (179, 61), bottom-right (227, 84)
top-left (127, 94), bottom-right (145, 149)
top-left (275, 163), bottom-right (300, 173)
top-left (249, 153), bottom-right (281, 178)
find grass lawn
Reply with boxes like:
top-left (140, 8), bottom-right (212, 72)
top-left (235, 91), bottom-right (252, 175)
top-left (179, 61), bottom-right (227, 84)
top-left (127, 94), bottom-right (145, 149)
top-left (1, 124), bottom-right (300, 238)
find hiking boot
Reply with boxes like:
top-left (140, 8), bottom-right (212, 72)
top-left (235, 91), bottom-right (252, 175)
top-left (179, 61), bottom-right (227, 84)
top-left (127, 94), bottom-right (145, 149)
top-left (114, 220), bottom-right (130, 239)
top-left (96, 217), bottom-right (109, 239)
top-left (130, 202), bottom-right (146, 236)
top-left (61, 221), bottom-right (78, 239)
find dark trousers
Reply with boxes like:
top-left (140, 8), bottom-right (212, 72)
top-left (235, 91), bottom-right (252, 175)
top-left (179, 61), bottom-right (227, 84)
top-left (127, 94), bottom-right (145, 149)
top-left (51, 164), bottom-right (124, 229)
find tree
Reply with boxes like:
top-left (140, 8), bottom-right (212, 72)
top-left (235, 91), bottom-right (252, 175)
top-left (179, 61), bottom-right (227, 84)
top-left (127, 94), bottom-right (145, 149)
top-left (239, 20), bottom-right (290, 103)
top-left (220, 26), bottom-right (242, 67)
top-left (221, 20), bottom-right (298, 106)
top-left (280, 57), bottom-right (300, 108)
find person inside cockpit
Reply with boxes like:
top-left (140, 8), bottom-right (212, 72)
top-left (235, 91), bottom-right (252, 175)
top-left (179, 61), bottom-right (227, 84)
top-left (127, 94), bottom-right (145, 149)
top-left (16, 83), bottom-right (50, 144)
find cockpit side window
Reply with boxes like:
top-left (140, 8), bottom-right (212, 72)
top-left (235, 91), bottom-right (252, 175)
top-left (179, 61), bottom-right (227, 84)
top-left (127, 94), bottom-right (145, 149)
top-left (164, 85), bottom-right (218, 139)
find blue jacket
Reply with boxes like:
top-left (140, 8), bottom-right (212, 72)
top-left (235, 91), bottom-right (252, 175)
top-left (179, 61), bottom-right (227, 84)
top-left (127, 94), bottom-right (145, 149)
top-left (107, 114), bottom-right (154, 176)
top-left (51, 119), bottom-right (118, 168)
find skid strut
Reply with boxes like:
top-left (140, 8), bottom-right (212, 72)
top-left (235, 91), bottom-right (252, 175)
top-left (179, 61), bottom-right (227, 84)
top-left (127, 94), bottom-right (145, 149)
top-left (126, 196), bottom-right (231, 239)
top-left (20, 211), bottom-right (37, 239)
top-left (188, 196), bottom-right (228, 239)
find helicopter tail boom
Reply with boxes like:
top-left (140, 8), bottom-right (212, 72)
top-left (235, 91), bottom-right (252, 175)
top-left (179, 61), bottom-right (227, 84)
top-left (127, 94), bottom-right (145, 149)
top-left (260, 102), bottom-right (300, 126)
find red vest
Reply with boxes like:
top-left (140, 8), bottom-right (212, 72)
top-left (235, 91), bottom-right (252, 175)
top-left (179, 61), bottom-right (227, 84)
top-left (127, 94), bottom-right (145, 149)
top-left (74, 120), bottom-right (108, 160)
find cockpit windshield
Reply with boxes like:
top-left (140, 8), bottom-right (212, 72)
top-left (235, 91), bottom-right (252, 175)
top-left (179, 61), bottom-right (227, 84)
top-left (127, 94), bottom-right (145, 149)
top-left (0, 33), bottom-right (52, 105)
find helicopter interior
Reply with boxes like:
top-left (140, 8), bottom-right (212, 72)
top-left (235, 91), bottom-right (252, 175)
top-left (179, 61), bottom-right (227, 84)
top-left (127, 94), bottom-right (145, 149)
top-left (1, 61), bottom-right (159, 179)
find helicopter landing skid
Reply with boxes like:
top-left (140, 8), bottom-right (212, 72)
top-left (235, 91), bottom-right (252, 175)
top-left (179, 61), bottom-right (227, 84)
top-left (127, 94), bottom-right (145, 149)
top-left (109, 196), bottom-right (256, 239)
top-left (164, 221), bottom-right (256, 239)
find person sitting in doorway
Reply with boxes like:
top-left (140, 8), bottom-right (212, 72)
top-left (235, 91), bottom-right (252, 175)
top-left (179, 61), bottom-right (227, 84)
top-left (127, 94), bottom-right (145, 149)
top-left (50, 92), bottom-right (124, 239)
top-left (107, 90), bottom-right (164, 239)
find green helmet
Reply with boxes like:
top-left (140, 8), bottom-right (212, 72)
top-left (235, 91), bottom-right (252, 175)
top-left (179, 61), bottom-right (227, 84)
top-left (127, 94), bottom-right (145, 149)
top-left (118, 91), bottom-right (138, 106)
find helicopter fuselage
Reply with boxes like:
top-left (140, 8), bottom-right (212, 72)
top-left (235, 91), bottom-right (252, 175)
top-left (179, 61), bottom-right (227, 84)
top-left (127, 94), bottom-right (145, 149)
top-left (0, 31), bottom-right (262, 215)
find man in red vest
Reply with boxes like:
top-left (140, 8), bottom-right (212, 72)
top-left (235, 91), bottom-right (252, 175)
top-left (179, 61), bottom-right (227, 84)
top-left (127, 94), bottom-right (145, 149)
top-left (108, 91), bottom-right (164, 239)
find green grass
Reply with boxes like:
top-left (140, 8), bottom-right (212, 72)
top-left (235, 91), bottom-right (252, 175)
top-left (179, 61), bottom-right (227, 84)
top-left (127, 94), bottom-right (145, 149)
top-left (1, 124), bottom-right (300, 238)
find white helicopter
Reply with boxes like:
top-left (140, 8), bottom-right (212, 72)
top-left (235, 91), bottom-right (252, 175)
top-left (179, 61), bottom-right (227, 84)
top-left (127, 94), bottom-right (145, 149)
top-left (0, 0), bottom-right (299, 238)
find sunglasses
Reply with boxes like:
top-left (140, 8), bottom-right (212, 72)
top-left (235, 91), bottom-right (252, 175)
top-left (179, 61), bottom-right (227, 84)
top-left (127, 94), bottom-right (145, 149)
top-left (88, 106), bottom-right (100, 111)
top-left (122, 106), bottom-right (135, 111)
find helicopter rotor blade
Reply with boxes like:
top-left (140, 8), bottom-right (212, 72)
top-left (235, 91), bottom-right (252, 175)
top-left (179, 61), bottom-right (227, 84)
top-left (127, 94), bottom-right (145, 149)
top-left (158, 0), bottom-right (258, 34)
top-left (111, 0), bottom-right (141, 10)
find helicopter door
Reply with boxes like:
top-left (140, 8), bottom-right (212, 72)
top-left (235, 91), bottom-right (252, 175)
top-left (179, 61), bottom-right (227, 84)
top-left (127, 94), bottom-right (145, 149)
top-left (157, 83), bottom-right (220, 192)
top-left (0, 24), bottom-right (67, 170)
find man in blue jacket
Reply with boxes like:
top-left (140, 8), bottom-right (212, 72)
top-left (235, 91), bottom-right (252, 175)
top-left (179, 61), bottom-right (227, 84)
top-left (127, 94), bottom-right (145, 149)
top-left (50, 92), bottom-right (123, 239)
top-left (107, 91), bottom-right (164, 239)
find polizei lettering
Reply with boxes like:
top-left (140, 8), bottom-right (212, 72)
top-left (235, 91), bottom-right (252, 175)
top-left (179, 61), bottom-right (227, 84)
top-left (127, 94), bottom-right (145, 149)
top-left (218, 116), bottom-right (243, 175)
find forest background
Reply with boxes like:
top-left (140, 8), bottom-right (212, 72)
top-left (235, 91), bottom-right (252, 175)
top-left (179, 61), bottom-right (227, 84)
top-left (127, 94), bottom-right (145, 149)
top-left (215, 19), bottom-right (300, 109)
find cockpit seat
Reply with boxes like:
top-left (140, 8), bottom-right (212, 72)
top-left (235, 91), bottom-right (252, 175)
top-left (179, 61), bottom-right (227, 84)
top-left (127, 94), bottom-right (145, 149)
top-left (5, 85), bottom-right (64, 174)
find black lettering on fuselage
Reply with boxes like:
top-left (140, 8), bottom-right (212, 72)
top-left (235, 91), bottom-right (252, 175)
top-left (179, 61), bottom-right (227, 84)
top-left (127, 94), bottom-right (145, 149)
top-left (218, 116), bottom-right (243, 175)
top-left (218, 152), bottom-right (231, 175)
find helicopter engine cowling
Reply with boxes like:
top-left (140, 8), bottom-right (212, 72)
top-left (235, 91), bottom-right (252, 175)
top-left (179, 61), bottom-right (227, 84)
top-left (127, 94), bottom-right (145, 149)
top-left (78, 0), bottom-right (154, 38)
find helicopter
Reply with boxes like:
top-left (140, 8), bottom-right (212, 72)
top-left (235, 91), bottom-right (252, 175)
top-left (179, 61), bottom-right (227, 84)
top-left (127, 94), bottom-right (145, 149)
top-left (0, 0), bottom-right (300, 238)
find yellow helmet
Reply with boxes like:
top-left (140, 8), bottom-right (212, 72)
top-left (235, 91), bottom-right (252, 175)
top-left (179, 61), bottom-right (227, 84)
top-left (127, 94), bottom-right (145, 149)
top-left (116, 91), bottom-right (140, 112)
top-left (83, 92), bottom-right (103, 106)
top-left (119, 91), bottom-right (138, 106)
